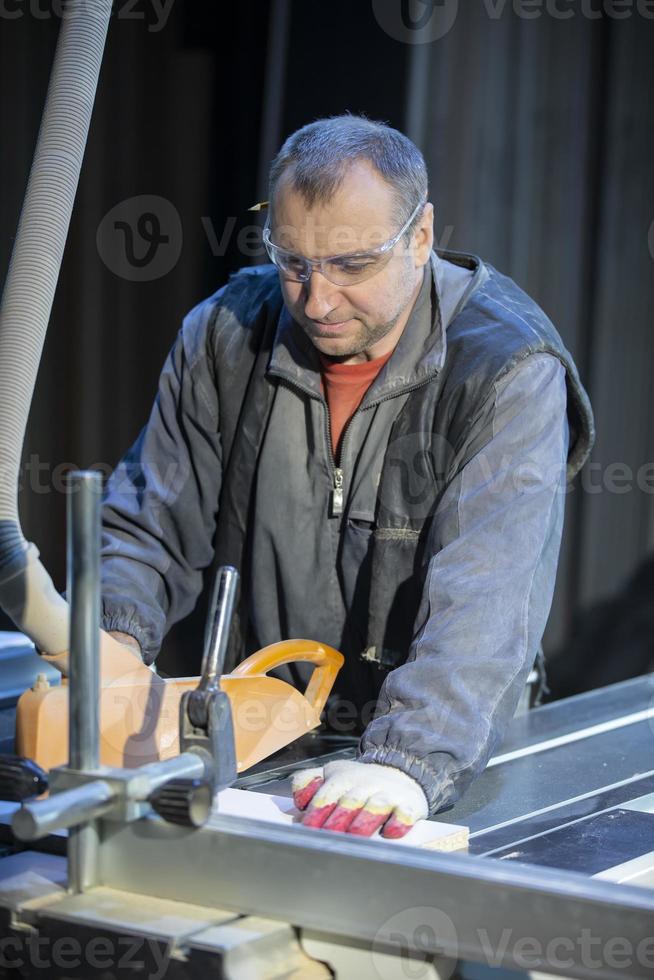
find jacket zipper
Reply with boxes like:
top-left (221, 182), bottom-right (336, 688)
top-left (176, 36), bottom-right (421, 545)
top-left (326, 410), bottom-right (352, 518)
top-left (326, 374), bottom-right (439, 519)
top-left (271, 372), bottom-right (439, 520)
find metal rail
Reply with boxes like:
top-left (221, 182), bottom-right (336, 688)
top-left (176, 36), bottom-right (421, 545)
top-left (100, 812), bottom-right (654, 979)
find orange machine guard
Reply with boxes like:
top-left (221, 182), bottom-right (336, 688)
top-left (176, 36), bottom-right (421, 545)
top-left (16, 635), bottom-right (344, 774)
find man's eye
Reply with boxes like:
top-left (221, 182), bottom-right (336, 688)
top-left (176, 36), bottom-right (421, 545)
top-left (282, 254), bottom-right (307, 272)
top-left (332, 259), bottom-right (373, 273)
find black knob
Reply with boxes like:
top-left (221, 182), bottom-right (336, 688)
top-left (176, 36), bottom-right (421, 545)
top-left (0, 755), bottom-right (48, 802)
top-left (149, 778), bottom-right (213, 828)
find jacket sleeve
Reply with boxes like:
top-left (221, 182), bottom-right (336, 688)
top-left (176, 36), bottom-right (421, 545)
top-left (100, 298), bottom-right (222, 664)
top-left (358, 353), bottom-right (569, 813)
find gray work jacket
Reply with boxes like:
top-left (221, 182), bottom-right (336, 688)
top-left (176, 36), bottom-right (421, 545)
top-left (101, 250), bottom-right (594, 813)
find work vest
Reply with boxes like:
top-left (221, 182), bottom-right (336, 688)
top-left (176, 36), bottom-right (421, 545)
top-left (207, 255), bottom-right (594, 672)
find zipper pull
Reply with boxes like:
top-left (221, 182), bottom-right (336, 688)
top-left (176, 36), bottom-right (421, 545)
top-left (330, 468), bottom-right (344, 517)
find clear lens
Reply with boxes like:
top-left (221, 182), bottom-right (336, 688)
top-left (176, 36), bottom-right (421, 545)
top-left (323, 254), bottom-right (389, 284)
top-left (272, 247), bottom-right (392, 286)
top-left (274, 251), bottom-right (311, 280)
top-left (263, 197), bottom-right (425, 286)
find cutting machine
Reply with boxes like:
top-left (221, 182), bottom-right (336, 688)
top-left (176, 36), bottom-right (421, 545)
top-left (0, 473), bottom-right (653, 978)
top-left (0, 4), bottom-right (653, 977)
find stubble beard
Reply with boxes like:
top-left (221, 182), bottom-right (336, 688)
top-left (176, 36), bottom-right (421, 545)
top-left (295, 258), bottom-right (422, 360)
top-left (304, 309), bottom-right (403, 360)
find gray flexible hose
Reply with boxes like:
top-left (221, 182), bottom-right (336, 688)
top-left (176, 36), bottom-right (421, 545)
top-left (0, 0), bottom-right (112, 653)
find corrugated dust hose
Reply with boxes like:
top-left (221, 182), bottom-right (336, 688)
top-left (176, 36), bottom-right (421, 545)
top-left (0, 1), bottom-right (112, 658)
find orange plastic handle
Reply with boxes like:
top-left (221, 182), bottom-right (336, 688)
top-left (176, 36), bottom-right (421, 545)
top-left (230, 639), bottom-right (344, 716)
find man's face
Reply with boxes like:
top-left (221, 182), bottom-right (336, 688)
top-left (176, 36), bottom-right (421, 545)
top-left (271, 160), bottom-right (433, 363)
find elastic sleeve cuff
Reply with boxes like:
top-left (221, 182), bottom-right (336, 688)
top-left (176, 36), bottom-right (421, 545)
top-left (357, 744), bottom-right (453, 815)
top-left (100, 608), bottom-right (159, 666)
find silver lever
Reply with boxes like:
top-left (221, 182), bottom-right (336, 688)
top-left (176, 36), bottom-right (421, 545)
top-left (201, 565), bottom-right (239, 689)
top-left (187, 565), bottom-right (239, 729)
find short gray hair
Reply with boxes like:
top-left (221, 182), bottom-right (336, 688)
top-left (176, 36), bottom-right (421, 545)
top-left (268, 115), bottom-right (428, 240)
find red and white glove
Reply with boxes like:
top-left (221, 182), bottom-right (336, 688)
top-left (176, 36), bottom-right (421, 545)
top-left (291, 760), bottom-right (428, 839)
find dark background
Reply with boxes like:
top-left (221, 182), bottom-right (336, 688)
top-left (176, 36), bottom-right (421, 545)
top-left (1, 0), bottom-right (652, 692)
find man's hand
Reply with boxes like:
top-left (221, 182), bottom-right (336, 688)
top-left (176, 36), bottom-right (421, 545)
top-left (107, 630), bottom-right (143, 661)
top-left (291, 760), bottom-right (428, 838)
top-left (39, 630), bottom-right (144, 676)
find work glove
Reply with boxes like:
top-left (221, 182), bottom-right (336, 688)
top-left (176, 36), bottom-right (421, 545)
top-left (291, 759), bottom-right (428, 838)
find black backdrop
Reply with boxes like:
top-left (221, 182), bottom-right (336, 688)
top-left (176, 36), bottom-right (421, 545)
top-left (1, 0), bottom-right (652, 686)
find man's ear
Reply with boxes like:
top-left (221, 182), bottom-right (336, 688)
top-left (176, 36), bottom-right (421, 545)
top-left (413, 201), bottom-right (434, 267)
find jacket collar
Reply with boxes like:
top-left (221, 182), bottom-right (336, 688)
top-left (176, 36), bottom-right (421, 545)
top-left (267, 249), bottom-right (486, 403)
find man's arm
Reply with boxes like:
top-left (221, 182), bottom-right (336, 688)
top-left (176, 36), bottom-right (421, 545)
top-left (357, 352), bottom-right (569, 813)
top-left (291, 353), bottom-right (569, 834)
top-left (100, 300), bottom-right (222, 665)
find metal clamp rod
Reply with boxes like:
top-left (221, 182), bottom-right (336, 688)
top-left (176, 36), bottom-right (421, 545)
top-left (13, 752), bottom-right (209, 843)
top-left (109, 752), bottom-right (207, 796)
top-left (198, 565), bottom-right (239, 692)
top-left (67, 470), bottom-right (102, 771)
top-left (13, 780), bottom-right (114, 842)
top-left (66, 470), bottom-right (103, 893)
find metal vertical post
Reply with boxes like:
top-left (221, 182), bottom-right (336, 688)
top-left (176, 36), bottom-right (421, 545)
top-left (67, 469), bottom-right (102, 892)
top-left (256, 0), bottom-right (291, 202)
top-left (404, 39), bottom-right (430, 150)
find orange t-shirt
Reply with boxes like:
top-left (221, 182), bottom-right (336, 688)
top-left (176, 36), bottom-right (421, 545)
top-left (319, 348), bottom-right (394, 459)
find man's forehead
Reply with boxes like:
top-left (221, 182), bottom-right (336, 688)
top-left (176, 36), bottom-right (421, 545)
top-left (272, 162), bottom-right (397, 256)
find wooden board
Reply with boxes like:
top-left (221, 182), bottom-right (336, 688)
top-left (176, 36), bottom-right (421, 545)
top-left (213, 788), bottom-right (468, 851)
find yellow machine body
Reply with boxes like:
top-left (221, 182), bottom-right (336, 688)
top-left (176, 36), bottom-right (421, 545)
top-left (16, 633), bottom-right (344, 773)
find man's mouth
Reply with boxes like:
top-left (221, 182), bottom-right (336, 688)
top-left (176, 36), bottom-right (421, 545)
top-left (311, 318), bottom-right (353, 331)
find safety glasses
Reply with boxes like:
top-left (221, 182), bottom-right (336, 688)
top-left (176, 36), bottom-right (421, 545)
top-left (263, 199), bottom-right (425, 286)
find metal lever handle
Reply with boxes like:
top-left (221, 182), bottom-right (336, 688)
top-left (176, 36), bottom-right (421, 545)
top-left (188, 565), bottom-right (239, 729)
top-left (0, 755), bottom-right (48, 802)
top-left (199, 565), bottom-right (239, 692)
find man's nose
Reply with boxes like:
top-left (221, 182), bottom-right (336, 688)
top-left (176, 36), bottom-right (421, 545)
top-left (303, 270), bottom-right (340, 320)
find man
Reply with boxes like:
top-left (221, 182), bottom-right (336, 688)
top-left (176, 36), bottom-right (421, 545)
top-left (101, 115), bottom-right (594, 839)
